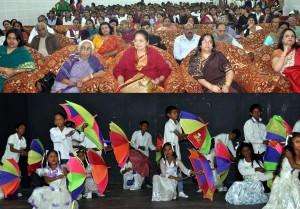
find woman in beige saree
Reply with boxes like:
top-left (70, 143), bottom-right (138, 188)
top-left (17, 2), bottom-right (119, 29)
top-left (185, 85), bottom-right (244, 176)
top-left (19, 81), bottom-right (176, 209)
top-left (113, 30), bottom-right (171, 93)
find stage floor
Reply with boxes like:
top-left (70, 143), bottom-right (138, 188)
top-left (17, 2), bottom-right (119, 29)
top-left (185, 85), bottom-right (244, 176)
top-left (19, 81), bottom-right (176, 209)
top-left (0, 184), bottom-right (265, 209)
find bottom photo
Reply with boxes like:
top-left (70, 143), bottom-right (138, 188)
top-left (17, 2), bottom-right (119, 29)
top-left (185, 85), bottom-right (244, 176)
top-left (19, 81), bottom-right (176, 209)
top-left (0, 94), bottom-right (299, 209)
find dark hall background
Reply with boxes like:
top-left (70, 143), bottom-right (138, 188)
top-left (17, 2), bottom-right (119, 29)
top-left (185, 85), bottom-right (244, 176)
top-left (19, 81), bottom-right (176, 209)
top-left (0, 94), bottom-right (299, 188)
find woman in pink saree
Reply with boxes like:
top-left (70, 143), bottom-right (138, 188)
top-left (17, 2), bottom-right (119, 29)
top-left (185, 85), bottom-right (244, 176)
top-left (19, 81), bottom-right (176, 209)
top-left (271, 28), bottom-right (300, 93)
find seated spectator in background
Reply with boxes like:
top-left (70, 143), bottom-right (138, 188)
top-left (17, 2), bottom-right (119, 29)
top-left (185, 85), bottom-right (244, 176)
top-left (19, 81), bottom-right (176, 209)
top-left (10, 19), bottom-right (17, 26)
top-left (264, 21), bottom-right (289, 46)
top-left (213, 23), bottom-right (243, 49)
top-left (241, 17), bottom-right (262, 38)
top-left (287, 16), bottom-right (300, 38)
top-left (51, 40), bottom-right (105, 93)
top-left (154, 13), bottom-right (164, 31)
top-left (116, 7), bottom-right (128, 24)
top-left (173, 23), bottom-right (200, 64)
top-left (127, 14), bottom-right (140, 30)
top-left (0, 28), bottom-right (35, 92)
top-left (270, 17), bottom-right (281, 32)
top-left (2, 20), bottom-right (12, 34)
top-left (66, 18), bottom-right (82, 44)
top-left (188, 34), bottom-right (242, 93)
top-left (95, 15), bottom-right (105, 27)
top-left (141, 21), bottom-right (167, 50)
top-left (30, 22), bottom-right (62, 57)
top-left (81, 9), bottom-right (95, 28)
top-left (48, 10), bottom-right (61, 27)
top-left (252, 5), bottom-right (264, 24)
top-left (92, 22), bottom-right (122, 63)
top-left (0, 29), bottom-right (4, 46)
top-left (175, 7), bottom-right (188, 25)
top-left (200, 5), bottom-right (218, 24)
top-left (237, 6), bottom-right (257, 34)
top-left (187, 16), bottom-right (199, 29)
top-left (109, 19), bottom-right (120, 36)
top-left (113, 30), bottom-right (171, 93)
top-left (119, 20), bottom-right (136, 47)
top-left (271, 28), bottom-right (300, 93)
top-left (13, 21), bottom-right (29, 44)
top-left (156, 17), bottom-right (177, 31)
top-left (28, 15), bottom-right (55, 44)
top-left (219, 15), bottom-right (240, 39)
top-left (81, 19), bottom-right (98, 40)
top-left (69, 0), bottom-right (76, 12)
top-left (76, 0), bottom-right (84, 12)
top-left (62, 10), bottom-right (75, 25)
top-left (55, 0), bottom-right (71, 15)
top-left (259, 6), bottom-right (273, 23)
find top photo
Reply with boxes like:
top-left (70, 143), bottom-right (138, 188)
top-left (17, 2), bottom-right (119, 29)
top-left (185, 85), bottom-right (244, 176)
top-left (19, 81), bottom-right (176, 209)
top-left (0, 0), bottom-right (299, 93)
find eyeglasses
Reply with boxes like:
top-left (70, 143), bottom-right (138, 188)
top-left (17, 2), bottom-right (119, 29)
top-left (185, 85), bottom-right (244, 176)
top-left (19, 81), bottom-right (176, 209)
top-left (202, 41), bottom-right (213, 45)
top-left (7, 37), bottom-right (17, 41)
top-left (80, 46), bottom-right (91, 51)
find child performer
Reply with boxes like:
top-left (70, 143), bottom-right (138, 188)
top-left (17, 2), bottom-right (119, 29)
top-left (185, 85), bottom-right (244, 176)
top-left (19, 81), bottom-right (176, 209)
top-left (164, 106), bottom-right (188, 198)
top-left (225, 143), bottom-right (273, 205)
top-left (28, 150), bottom-right (76, 209)
top-left (263, 133), bottom-right (300, 209)
top-left (77, 149), bottom-right (104, 199)
top-left (50, 112), bottom-right (80, 165)
top-left (152, 142), bottom-right (203, 201)
top-left (120, 158), bottom-right (145, 190)
top-left (1, 123), bottom-right (28, 198)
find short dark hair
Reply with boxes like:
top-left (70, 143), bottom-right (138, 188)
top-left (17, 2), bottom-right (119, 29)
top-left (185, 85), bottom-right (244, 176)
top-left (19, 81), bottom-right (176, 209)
top-left (249, 104), bottom-right (262, 112)
top-left (109, 18), bottom-right (119, 26)
top-left (165, 106), bottom-right (177, 116)
top-left (3, 28), bottom-right (26, 47)
top-left (73, 18), bottom-right (81, 24)
top-left (99, 22), bottom-right (114, 35)
top-left (3, 20), bottom-right (11, 26)
top-left (140, 120), bottom-right (149, 126)
top-left (15, 122), bottom-right (26, 129)
top-left (86, 18), bottom-right (96, 29)
top-left (141, 21), bottom-right (151, 28)
top-left (55, 112), bottom-right (67, 119)
top-left (196, 33), bottom-right (216, 54)
top-left (215, 22), bottom-right (226, 29)
top-left (277, 28), bottom-right (298, 51)
top-left (134, 29), bottom-right (149, 42)
top-left (278, 21), bottom-right (289, 29)
top-left (231, 129), bottom-right (241, 139)
top-left (38, 15), bottom-right (47, 22)
top-left (13, 21), bottom-right (24, 31)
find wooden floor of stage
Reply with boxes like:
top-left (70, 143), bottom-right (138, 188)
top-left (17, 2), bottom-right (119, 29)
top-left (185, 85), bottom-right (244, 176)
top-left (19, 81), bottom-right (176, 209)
top-left (0, 184), bottom-right (265, 209)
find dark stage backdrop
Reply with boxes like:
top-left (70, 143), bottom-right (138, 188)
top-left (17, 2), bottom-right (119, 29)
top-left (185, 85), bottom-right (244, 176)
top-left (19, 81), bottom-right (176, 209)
top-left (0, 94), bottom-right (300, 187)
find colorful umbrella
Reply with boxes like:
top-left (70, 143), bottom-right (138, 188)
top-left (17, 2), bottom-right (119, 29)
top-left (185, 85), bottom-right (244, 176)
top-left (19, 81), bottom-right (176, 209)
top-left (216, 142), bottom-right (231, 184)
top-left (27, 139), bottom-right (44, 176)
top-left (87, 149), bottom-right (109, 194)
top-left (129, 149), bottom-right (151, 177)
top-left (109, 122), bottom-right (130, 168)
top-left (266, 115), bottom-right (292, 143)
top-left (155, 135), bottom-right (164, 163)
top-left (67, 156), bottom-right (86, 201)
top-left (0, 159), bottom-right (21, 198)
top-left (179, 111), bottom-right (211, 154)
top-left (60, 100), bottom-right (104, 150)
top-left (188, 149), bottom-right (214, 201)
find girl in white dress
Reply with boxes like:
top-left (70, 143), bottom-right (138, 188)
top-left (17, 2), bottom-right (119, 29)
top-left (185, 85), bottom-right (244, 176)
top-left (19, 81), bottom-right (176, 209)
top-left (263, 133), bottom-right (300, 209)
top-left (28, 150), bottom-right (74, 209)
top-left (152, 142), bottom-right (203, 201)
top-left (120, 159), bottom-right (144, 190)
top-left (225, 143), bottom-right (273, 205)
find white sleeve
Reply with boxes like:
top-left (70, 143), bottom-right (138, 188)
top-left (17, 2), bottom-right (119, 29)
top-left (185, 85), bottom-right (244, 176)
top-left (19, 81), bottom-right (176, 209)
top-left (244, 121), bottom-right (264, 144)
top-left (159, 158), bottom-right (168, 177)
top-left (173, 37), bottom-right (181, 60)
top-left (28, 29), bottom-right (37, 44)
top-left (21, 138), bottom-right (27, 149)
top-left (232, 38), bottom-right (243, 49)
top-left (293, 121), bottom-right (300, 132)
top-left (7, 135), bottom-right (15, 145)
top-left (227, 141), bottom-right (236, 157)
top-left (238, 160), bottom-right (255, 176)
top-left (66, 30), bottom-right (71, 38)
top-left (71, 129), bottom-right (80, 142)
top-left (177, 160), bottom-right (191, 176)
top-left (50, 129), bottom-right (66, 143)
top-left (147, 133), bottom-right (156, 151)
top-left (130, 132), bottom-right (139, 149)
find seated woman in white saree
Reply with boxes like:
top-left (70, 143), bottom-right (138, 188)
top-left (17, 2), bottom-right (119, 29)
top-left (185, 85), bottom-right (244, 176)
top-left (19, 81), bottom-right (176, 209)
top-left (152, 143), bottom-right (203, 201)
top-left (51, 40), bottom-right (105, 93)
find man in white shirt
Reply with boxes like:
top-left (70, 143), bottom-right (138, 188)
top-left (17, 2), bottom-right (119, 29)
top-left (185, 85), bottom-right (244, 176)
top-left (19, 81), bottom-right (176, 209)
top-left (164, 106), bottom-right (189, 198)
top-left (244, 104), bottom-right (268, 161)
top-left (131, 121), bottom-right (156, 188)
top-left (173, 23), bottom-right (201, 64)
top-left (28, 15), bottom-right (55, 44)
top-left (1, 123), bottom-right (28, 198)
top-left (213, 23), bottom-right (244, 49)
top-left (50, 113), bottom-right (80, 164)
top-left (213, 129), bottom-right (241, 159)
top-left (292, 120), bottom-right (300, 132)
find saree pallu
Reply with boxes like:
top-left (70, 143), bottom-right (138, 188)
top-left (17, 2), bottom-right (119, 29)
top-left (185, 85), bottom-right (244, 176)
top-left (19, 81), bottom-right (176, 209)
top-left (116, 53), bottom-right (164, 93)
top-left (94, 34), bottom-right (122, 63)
top-left (0, 46), bottom-right (35, 92)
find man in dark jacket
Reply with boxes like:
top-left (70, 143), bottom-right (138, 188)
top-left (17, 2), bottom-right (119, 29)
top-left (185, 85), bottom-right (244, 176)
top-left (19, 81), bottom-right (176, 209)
top-left (140, 21), bottom-right (167, 50)
top-left (30, 22), bottom-right (62, 57)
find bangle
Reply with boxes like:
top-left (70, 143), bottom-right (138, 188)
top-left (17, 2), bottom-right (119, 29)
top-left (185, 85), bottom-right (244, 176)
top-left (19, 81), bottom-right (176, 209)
top-left (90, 74), bottom-right (93, 79)
top-left (4, 68), bottom-right (8, 73)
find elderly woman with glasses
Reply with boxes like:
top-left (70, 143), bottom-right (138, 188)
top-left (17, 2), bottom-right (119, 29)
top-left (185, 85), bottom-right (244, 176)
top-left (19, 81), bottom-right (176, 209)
top-left (0, 28), bottom-right (35, 92)
top-left (51, 40), bottom-right (105, 93)
top-left (188, 34), bottom-right (242, 93)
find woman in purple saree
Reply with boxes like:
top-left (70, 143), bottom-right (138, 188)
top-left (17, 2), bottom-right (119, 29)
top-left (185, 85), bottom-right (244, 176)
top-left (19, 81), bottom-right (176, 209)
top-left (51, 40), bottom-right (105, 93)
top-left (188, 34), bottom-right (242, 93)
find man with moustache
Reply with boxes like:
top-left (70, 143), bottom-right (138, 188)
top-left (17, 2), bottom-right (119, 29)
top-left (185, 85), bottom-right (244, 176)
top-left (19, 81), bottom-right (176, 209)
top-left (173, 23), bottom-right (200, 64)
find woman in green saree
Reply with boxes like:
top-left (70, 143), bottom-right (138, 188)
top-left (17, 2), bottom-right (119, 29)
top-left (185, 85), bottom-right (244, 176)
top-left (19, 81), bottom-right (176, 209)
top-left (0, 28), bottom-right (35, 92)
